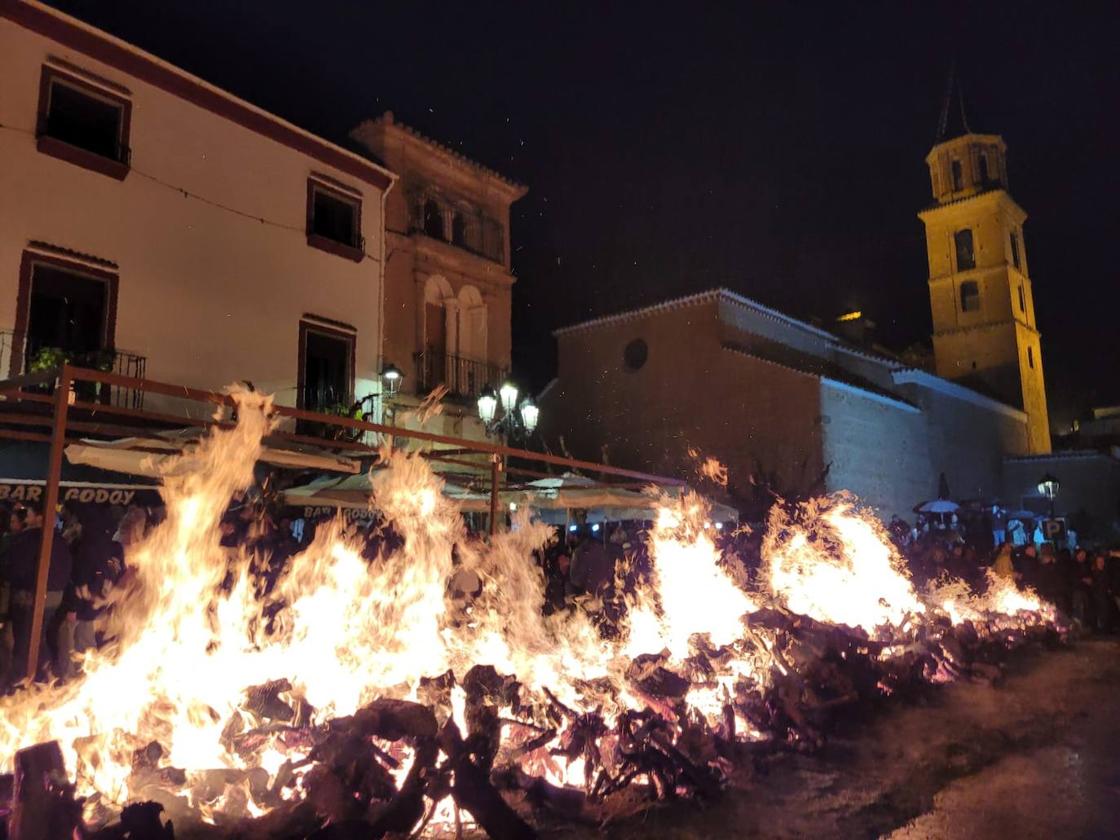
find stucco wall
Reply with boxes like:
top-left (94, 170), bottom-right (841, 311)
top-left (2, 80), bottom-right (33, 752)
top-left (819, 382), bottom-right (930, 520)
top-left (543, 300), bottom-right (824, 502)
top-left (894, 380), bottom-right (1028, 504)
top-left (0, 18), bottom-right (386, 409)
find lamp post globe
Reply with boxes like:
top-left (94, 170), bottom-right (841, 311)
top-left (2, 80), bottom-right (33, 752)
top-left (380, 362), bottom-right (403, 397)
top-left (477, 385), bottom-right (498, 425)
top-left (499, 380), bottom-right (519, 415)
top-left (519, 396), bottom-right (540, 434)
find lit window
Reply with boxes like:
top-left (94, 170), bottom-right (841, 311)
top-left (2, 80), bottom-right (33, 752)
top-left (1010, 231), bottom-right (1022, 270)
top-left (960, 280), bottom-right (980, 312)
top-left (951, 159), bottom-right (963, 191)
top-left (306, 179), bottom-right (363, 260)
top-left (954, 229), bottom-right (975, 271)
top-left (1017, 284), bottom-right (1026, 313)
top-left (37, 65), bottom-right (131, 178)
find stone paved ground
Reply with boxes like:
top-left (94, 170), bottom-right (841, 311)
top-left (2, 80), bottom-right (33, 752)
top-left (548, 638), bottom-right (1120, 839)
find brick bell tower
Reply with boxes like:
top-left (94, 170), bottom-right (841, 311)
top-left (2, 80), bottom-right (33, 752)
top-left (917, 69), bottom-right (1051, 454)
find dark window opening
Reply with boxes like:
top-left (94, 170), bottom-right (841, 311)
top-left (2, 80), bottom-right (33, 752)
top-left (960, 280), bottom-right (980, 313)
top-left (43, 77), bottom-right (126, 162)
top-left (451, 213), bottom-right (467, 247)
top-left (423, 200), bottom-right (444, 239)
top-left (25, 263), bottom-right (110, 366)
top-left (978, 153), bottom-right (990, 184)
top-left (300, 325), bottom-right (353, 412)
top-left (954, 228), bottom-right (975, 271)
top-left (1027, 346), bottom-right (1035, 369)
top-left (423, 302), bottom-right (447, 386)
top-left (1010, 231), bottom-right (1022, 270)
top-left (623, 338), bottom-right (649, 371)
top-left (1017, 284), bottom-right (1026, 313)
top-left (951, 159), bottom-right (963, 191)
top-left (310, 185), bottom-right (360, 248)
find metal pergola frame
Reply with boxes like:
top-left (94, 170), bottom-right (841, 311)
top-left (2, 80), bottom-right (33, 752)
top-left (0, 364), bottom-right (685, 681)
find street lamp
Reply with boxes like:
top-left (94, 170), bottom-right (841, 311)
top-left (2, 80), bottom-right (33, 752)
top-left (380, 362), bottom-right (403, 397)
top-left (1037, 473), bottom-right (1059, 518)
top-left (477, 380), bottom-right (540, 440)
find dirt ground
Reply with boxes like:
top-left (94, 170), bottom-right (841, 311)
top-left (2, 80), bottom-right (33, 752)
top-left (549, 638), bottom-right (1120, 840)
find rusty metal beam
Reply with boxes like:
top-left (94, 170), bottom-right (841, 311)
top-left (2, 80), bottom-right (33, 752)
top-left (55, 367), bottom-right (687, 486)
top-left (25, 366), bottom-right (71, 681)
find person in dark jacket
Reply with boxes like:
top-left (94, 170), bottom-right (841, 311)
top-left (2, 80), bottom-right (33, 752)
top-left (3, 502), bottom-right (73, 681)
top-left (1089, 553), bottom-right (1113, 632)
top-left (1070, 548), bottom-right (1093, 627)
top-left (70, 510), bottom-right (124, 654)
top-left (1032, 544), bottom-right (1065, 611)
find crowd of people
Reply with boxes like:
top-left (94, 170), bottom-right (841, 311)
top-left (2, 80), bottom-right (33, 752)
top-left (3, 492), bottom-right (1117, 689)
top-left (0, 500), bottom-right (146, 688)
top-left (893, 516), bottom-right (1120, 632)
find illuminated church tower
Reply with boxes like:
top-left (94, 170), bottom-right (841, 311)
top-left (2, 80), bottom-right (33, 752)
top-left (918, 73), bottom-right (1051, 453)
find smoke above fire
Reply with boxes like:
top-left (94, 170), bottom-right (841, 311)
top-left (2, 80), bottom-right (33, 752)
top-left (0, 391), bottom-right (1056, 831)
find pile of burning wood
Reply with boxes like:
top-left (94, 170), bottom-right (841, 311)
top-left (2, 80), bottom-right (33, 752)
top-left (2, 605), bottom-right (1061, 839)
top-left (0, 394), bottom-right (1063, 838)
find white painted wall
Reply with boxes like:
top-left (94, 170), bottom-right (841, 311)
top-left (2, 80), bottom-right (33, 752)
top-left (0, 16), bottom-right (388, 411)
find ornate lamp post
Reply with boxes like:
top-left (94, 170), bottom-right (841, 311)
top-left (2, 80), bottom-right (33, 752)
top-left (477, 379), bottom-right (540, 440)
top-left (1037, 473), bottom-right (1059, 519)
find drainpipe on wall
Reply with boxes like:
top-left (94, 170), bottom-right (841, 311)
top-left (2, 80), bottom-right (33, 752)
top-left (376, 180), bottom-right (393, 426)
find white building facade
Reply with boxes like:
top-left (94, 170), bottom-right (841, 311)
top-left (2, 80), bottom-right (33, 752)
top-left (0, 1), bottom-right (395, 413)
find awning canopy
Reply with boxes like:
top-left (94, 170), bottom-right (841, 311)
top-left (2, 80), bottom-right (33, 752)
top-left (65, 429), bottom-right (361, 479)
top-left (0, 440), bottom-right (160, 507)
top-left (283, 469), bottom-right (739, 524)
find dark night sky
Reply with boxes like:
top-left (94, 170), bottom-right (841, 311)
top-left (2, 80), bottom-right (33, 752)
top-left (46, 1), bottom-right (1119, 424)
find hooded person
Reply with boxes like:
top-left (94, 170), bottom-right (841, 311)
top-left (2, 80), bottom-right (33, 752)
top-left (992, 542), bottom-right (1016, 581)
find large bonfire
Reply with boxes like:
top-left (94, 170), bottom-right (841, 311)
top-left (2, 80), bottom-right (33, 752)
top-left (0, 390), bottom-right (1059, 837)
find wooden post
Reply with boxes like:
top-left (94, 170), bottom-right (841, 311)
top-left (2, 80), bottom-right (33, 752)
top-left (25, 366), bottom-right (71, 682)
top-left (488, 454), bottom-right (502, 536)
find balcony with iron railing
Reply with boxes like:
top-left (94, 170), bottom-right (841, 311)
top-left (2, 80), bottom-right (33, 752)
top-left (414, 349), bottom-right (506, 401)
top-left (0, 330), bottom-right (147, 409)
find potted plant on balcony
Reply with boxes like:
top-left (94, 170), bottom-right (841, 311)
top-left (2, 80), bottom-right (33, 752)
top-left (28, 346), bottom-right (68, 373)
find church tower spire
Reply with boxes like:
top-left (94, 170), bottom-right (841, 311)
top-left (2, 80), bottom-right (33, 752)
top-left (917, 71), bottom-right (1051, 454)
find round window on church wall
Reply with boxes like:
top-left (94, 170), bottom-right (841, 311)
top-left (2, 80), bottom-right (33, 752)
top-left (623, 338), bottom-right (648, 371)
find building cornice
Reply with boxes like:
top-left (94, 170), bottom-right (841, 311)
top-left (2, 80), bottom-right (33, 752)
top-left (1004, 449), bottom-right (1119, 464)
top-left (412, 234), bottom-right (516, 287)
top-left (360, 112), bottom-right (527, 200)
top-left (892, 368), bottom-right (1028, 422)
top-left (1, 0), bottom-right (396, 192)
top-left (918, 187), bottom-right (1027, 224)
top-left (933, 319), bottom-right (1040, 339)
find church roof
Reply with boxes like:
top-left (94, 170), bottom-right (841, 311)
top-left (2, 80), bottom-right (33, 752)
top-left (935, 64), bottom-right (975, 143)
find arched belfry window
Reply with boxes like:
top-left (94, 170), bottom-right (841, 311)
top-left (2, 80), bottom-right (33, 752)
top-left (951, 159), bottom-right (963, 191)
top-left (423, 200), bottom-right (444, 240)
top-left (451, 212), bottom-right (467, 247)
top-left (960, 280), bottom-right (980, 313)
top-left (978, 153), bottom-right (990, 184)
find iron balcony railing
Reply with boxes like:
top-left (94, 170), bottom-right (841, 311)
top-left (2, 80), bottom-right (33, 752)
top-left (414, 349), bottom-right (506, 400)
top-left (0, 330), bottom-right (147, 409)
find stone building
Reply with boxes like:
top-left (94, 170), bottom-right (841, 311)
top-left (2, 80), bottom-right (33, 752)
top-left (0, 1), bottom-right (395, 414)
top-left (539, 289), bottom-right (1029, 521)
top-left (350, 113), bottom-right (527, 442)
top-left (538, 78), bottom-right (1058, 523)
